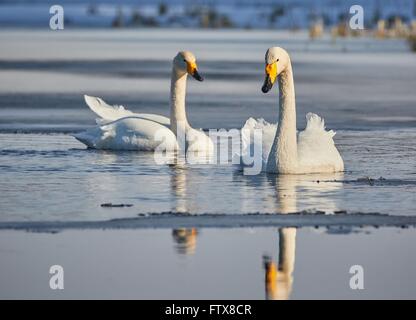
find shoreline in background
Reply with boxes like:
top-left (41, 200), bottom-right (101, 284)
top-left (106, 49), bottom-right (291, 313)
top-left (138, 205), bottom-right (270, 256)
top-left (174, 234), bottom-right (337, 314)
top-left (0, 0), bottom-right (415, 29)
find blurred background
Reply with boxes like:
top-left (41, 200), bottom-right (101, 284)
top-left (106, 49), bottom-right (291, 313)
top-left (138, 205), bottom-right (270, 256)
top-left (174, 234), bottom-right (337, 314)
top-left (0, 0), bottom-right (415, 33)
top-left (1, 0), bottom-right (416, 134)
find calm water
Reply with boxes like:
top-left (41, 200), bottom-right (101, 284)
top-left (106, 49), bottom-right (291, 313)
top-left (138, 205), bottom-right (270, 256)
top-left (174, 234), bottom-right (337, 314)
top-left (0, 129), bottom-right (416, 222)
top-left (1, 227), bottom-right (416, 299)
top-left (0, 30), bottom-right (415, 222)
top-left (0, 29), bottom-right (415, 299)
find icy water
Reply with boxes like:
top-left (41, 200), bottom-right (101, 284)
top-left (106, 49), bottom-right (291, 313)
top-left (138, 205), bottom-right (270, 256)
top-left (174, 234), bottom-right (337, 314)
top-left (0, 29), bottom-right (416, 299)
top-left (1, 29), bottom-right (415, 221)
top-left (1, 129), bottom-right (416, 221)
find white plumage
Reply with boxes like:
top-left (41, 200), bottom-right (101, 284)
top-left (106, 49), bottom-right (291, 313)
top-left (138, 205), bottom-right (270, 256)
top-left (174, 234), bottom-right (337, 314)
top-left (73, 101), bottom-right (177, 151)
top-left (84, 95), bottom-right (170, 126)
top-left (239, 47), bottom-right (344, 174)
top-left (240, 113), bottom-right (344, 173)
top-left (73, 51), bottom-right (213, 155)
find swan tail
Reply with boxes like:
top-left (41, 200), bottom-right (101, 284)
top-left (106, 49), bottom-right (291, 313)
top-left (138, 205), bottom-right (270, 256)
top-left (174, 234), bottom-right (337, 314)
top-left (72, 131), bottom-right (96, 148)
top-left (72, 123), bottom-right (116, 149)
top-left (84, 95), bottom-right (134, 124)
top-left (299, 113), bottom-right (344, 172)
top-left (305, 113), bottom-right (336, 138)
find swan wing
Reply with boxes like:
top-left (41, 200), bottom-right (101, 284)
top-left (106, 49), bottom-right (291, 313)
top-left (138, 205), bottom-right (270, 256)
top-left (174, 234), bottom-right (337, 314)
top-left (73, 116), bottom-right (177, 151)
top-left (297, 113), bottom-right (344, 172)
top-left (84, 95), bottom-right (170, 126)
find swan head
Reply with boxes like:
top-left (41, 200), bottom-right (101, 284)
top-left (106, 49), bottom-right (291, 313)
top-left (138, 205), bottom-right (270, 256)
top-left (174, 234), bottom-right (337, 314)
top-left (173, 51), bottom-right (204, 81)
top-left (262, 47), bottom-right (290, 93)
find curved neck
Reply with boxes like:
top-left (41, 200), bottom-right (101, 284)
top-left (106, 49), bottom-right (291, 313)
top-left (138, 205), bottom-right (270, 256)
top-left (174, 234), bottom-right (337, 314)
top-left (170, 69), bottom-right (190, 136)
top-left (267, 62), bottom-right (298, 173)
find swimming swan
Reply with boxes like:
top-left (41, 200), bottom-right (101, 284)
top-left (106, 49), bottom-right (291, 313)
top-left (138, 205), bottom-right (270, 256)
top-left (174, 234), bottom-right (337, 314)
top-left (74, 51), bottom-right (214, 154)
top-left (241, 47), bottom-right (344, 174)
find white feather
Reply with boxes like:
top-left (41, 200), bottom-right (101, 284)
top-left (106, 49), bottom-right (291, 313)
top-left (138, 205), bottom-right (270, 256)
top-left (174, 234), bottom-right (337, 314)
top-left (238, 46), bottom-right (344, 174)
top-left (238, 113), bottom-right (344, 173)
top-left (84, 95), bottom-right (170, 126)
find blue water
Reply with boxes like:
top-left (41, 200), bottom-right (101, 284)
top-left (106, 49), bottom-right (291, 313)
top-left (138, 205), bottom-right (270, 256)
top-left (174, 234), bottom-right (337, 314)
top-left (1, 30), bottom-right (416, 222)
top-left (1, 29), bottom-right (416, 300)
top-left (1, 128), bottom-right (416, 222)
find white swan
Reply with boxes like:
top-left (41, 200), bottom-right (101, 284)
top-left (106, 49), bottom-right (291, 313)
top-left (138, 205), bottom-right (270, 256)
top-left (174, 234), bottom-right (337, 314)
top-left (240, 47), bottom-right (344, 174)
top-left (73, 51), bottom-right (214, 154)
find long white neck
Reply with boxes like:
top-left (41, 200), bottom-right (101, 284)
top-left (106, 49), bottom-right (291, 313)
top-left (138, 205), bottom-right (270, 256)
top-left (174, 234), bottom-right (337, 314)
top-left (267, 61), bottom-right (298, 173)
top-left (170, 69), bottom-right (190, 137)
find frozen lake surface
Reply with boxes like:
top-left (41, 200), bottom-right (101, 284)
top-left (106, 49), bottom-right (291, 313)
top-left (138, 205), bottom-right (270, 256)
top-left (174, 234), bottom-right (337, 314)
top-left (0, 29), bottom-right (415, 299)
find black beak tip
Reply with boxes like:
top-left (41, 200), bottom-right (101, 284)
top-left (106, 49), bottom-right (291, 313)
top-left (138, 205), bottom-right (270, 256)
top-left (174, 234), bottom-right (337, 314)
top-left (192, 71), bottom-right (204, 82)
top-left (261, 76), bottom-right (273, 93)
top-left (261, 85), bottom-right (270, 93)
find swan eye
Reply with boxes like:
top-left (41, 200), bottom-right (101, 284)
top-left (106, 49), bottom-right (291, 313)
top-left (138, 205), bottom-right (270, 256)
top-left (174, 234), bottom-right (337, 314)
top-left (276, 59), bottom-right (279, 62)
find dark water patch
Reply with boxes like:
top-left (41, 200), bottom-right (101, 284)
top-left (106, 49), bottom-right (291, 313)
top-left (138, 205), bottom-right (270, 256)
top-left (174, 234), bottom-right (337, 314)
top-left (0, 212), bottom-right (415, 233)
top-left (2, 94), bottom-right (416, 133)
top-left (329, 177), bottom-right (416, 187)
top-left (101, 203), bottom-right (133, 208)
top-left (0, 149), bottom-right (74, 157)
top-left (0, 59), bottom-right (265, 80)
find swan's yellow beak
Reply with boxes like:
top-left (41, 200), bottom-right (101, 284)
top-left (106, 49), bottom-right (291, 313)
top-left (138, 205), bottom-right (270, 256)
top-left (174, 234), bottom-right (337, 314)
top-left (262, 62), bottom-right (277, 93)
top-left (186, 61), bottom-right (204, 81)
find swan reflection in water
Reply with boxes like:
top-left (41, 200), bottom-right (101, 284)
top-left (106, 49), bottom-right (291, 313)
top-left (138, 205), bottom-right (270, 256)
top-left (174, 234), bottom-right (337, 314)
top-left (172, 228), bottom-right (199, 256)
top-left (167, 148), bottom-right (343, 297)
top-left (259, 173), bottom-right (343, 300)
top-left (263, 227), bottom-right (297, 300)
top-left (169, 152), bottom-right (210, 256)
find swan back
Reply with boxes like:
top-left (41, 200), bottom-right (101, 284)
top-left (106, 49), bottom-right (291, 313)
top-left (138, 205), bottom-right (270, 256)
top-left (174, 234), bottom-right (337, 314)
top-left (238, 113), bottom-right (344, 173)
top-left (297, 113), bottom-right (344, 173)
